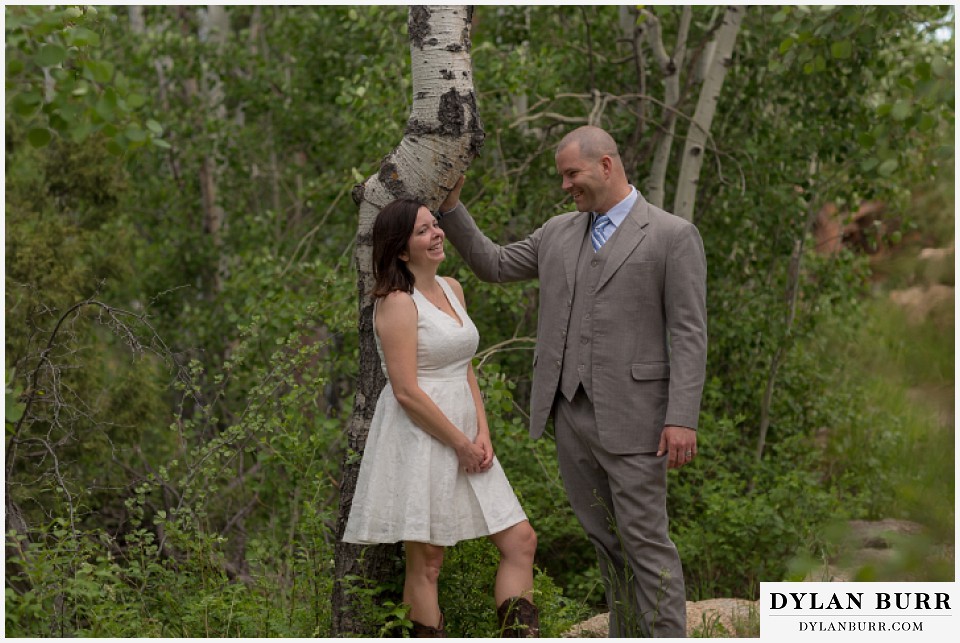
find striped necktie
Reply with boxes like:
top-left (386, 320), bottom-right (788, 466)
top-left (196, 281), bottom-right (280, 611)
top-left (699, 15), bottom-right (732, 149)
top-left (591, 213), bottom-right (612, 252)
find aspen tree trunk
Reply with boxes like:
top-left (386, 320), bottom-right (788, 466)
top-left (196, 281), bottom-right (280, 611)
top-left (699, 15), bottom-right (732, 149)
top-left (643, 6), bottom-right (692, 209)
top-left (198, 5), bottom-right (230, 294)
top-left (673, 5), bottom-right (744, 221)
top-left (332, 6), bottom-right (483, 636)
top-left (128, 6), bottom-right (145, 34)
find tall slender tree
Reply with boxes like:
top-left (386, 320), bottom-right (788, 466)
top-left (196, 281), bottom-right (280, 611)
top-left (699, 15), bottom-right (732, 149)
top-left (331, 6), bottom-right (484, 635)
top-left (673, 5), bottom-right (744, 221)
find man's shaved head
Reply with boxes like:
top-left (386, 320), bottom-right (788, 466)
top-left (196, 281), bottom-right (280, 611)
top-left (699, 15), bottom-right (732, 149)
top-left (556, 125), bottom-right (621, 162)
top-left (554, 125), bottom-right (631, 214)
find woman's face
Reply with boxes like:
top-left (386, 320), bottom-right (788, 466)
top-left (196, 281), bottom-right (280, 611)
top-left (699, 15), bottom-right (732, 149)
top-left (401, 206), bottom-right (445, 267)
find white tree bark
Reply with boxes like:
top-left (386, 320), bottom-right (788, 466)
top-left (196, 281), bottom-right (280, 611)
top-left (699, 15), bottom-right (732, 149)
top-left (197, 5), bottom-right (230, 293)
top-left (128, 6), bottom-right (145, 34)
top-left (643, 6), bottom-right (692, 209)
top-left (333, 6), bottom-right (483, 636)
top-left (673, 5), bottom-right (744, 221)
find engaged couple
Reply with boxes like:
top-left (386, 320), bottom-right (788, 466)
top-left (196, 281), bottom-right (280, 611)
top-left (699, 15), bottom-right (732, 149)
top-left (343, 125), bottom-right (708, 638)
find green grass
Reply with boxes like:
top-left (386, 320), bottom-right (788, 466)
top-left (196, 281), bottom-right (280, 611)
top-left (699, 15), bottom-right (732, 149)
top-left (794, 168), bottom-right (955, 582)
top-left (690, 604), bottom-right (761, 638)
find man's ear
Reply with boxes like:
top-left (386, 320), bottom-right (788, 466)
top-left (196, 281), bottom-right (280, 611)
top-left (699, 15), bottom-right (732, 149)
top-left (600, 155), bottom-right (613, 177)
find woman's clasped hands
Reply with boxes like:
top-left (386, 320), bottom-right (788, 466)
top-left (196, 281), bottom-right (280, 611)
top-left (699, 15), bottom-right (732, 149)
top-left (456, 434), bottom-right (493, 474)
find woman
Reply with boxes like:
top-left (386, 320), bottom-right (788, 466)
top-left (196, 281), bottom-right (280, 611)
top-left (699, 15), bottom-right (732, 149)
top-left (342, 198), bottom-right (539, 637)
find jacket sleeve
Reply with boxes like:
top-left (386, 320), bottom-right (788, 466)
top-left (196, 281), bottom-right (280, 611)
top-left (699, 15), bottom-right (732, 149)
top-left (439, 203), bottom-right (541, 283)
top-left (663, 221), bottom-right (708, 430)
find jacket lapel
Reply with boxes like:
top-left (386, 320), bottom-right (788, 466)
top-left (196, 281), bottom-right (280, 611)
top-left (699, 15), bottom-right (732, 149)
top-left (561, 212), bottom-right (591, 293)
top-left (596, 195), bottom-right (649, 291)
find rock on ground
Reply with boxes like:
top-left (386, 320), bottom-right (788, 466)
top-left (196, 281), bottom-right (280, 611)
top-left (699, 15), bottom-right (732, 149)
top-left (888, 283), bottom-right (953, 324)
top-left (563, 598), bottom-right (759, 638)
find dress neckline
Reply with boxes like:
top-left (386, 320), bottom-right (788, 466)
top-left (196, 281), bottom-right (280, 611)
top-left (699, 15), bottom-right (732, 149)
top-left (415, 277), bottom-right (463, 328)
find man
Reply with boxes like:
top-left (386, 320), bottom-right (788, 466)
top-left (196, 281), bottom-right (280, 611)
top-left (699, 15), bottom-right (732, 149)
top-left (436, 126), bottom-right (707, 637)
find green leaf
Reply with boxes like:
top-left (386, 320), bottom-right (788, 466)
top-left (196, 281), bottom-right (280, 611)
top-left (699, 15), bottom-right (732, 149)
top-left (145, 119), bottom-right (163, 135)
top-left (5, 370), bottom-right (25, 425)
top-left (6, 58), bottom-right (25, 77)
top-left (890, 100), bottom-right (911, 121)
top-left (35, 44), bottom-right (67, 67)
top-left (778, 38), bottom-right (795, 55)
top-left (71, 80), bottom-right (90, 96)
top-left (48, 113), bottom-right (69, 132)
top-left (915, 61), bottom-right (932, 81)
top-left (65, 26), bottom-right (100, 47)
top-left (105, 138), bottom-right (125, 156)
top-left (876, 158), bottom-right (898, 176)
top-left (151, 138), bottom-right (171, 149)
top-left (35, 11), bottom-right (66, 36)
top-left (84, 59), bottom-right (114, 83)
top-left (127, 93), bottom-right (148, 108)
top-left (5, 14), bottom-right (24, 30)
top-left (830, 40), bottom-right (852, 59)
top-left (69, 123), bottom-right (93, 143)
top-left (12, 92), bottom-right (42, 117)
top-left (931, 56), bottom-right (949, 78)
top-left (125, 124), bottom-right (147, 143)
top-left (917, 113), bottom-right (937, 132)
top-left (5, 396), bottom-right (25, 425)
top-left (95, 91), bottom-right (117, 121)
top-left (62, 7), bottom-right (83, 20)
top-left (27, 127), bottom-right (53, 147)
top-left (857, 133), bottom-right (875, 148)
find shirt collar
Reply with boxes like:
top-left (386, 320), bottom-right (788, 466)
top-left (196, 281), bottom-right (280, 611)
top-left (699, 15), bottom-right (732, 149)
top-left (594, 186), bottom-right (638, 228)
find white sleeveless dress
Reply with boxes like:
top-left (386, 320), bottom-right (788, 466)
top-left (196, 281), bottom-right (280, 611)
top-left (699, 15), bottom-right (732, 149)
top-left (342, 276), bottom-right (528, 546)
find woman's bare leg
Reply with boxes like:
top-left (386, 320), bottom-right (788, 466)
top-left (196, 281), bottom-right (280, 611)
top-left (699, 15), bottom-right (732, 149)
top-left (404, 541), bottom-right (446, 628)
top-left (488, 521), bottom-right (537, 606)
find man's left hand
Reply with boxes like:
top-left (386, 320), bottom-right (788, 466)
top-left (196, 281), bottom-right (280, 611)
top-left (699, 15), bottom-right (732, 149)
top-left (657, 426), bottom-right (697, 469)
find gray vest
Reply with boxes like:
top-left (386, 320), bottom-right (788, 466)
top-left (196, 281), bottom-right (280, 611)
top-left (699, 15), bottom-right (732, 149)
top-left (559, 220), bottom-right (618, 402)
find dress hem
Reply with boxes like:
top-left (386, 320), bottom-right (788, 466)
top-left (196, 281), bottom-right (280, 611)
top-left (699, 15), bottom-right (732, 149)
top-left (342, 515), bottom-right (528, 548)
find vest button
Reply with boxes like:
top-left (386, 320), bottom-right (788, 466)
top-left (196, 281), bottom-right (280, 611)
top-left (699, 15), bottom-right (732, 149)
top-left (591, 260), bottom-right (599, 267)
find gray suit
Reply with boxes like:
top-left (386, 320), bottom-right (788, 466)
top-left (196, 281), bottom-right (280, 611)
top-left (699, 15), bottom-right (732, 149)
top-left (441, 193), bottom-right (707, 637)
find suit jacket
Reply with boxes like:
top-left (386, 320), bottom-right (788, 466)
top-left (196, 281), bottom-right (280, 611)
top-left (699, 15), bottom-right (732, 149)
top-left (441, 193), bottom-right (707, 453)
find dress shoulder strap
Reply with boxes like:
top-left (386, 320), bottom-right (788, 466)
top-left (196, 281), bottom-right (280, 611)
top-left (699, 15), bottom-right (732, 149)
top-left (435, 276), bottom-right (466, 317)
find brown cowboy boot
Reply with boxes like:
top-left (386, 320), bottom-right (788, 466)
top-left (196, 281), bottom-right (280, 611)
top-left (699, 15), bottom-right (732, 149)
top-left (497, 597), bottom-right (540, 638)
top-left (410, 613), bottom-right (446, 638)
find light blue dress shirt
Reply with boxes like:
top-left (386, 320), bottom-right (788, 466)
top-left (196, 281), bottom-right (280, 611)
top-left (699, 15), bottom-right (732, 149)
top-left (593, 186), bottom-right (638, 232)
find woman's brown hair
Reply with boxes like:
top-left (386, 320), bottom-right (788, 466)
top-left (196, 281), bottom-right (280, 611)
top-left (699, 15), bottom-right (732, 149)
top-left (372, 198), bottom-right (424, 297)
